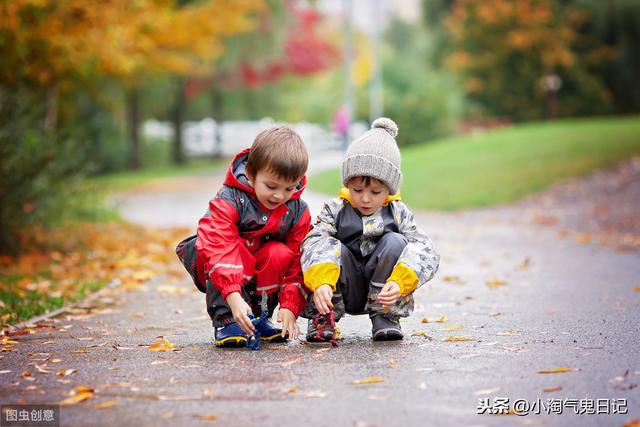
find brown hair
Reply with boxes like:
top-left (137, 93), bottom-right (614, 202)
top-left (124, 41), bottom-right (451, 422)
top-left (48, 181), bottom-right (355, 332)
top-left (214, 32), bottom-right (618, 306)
top-left (246, 126), bottom-right (308, 182)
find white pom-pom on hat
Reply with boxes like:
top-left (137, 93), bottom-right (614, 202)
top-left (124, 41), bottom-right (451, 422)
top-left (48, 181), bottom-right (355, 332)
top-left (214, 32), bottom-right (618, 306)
top-left (371, 117), bottom-right (398, 138)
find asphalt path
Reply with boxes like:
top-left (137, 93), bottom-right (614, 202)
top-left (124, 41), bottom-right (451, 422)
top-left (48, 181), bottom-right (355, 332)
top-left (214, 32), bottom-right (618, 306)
top-left (1, 153), bottom-right (639, 427)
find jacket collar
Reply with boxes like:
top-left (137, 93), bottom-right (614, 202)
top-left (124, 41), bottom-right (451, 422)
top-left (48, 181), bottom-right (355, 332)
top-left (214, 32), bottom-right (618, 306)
top-left (338, 187), bottom-right (401, 207)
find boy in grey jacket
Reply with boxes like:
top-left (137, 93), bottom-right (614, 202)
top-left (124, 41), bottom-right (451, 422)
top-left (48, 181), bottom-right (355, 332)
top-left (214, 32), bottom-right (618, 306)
top-left (301, 118), bottom-right (440, 341)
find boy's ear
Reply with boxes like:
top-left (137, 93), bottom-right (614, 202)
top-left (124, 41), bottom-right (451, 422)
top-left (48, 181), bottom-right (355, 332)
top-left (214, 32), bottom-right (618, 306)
top-left (245, 165), bottom-right (254, 183)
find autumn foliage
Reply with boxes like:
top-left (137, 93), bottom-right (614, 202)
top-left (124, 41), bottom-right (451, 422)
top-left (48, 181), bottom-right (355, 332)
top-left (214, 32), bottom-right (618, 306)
top-left (446, 0), bottom-right (614, 120)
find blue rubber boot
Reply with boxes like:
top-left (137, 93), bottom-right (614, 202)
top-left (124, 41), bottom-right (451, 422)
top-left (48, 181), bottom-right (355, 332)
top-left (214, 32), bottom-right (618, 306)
top-left (214, 322), bottom-right (249, 348)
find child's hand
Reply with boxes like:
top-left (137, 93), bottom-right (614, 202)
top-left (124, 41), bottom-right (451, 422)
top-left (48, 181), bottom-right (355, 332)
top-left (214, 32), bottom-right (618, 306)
top-left (226, 292), bottom-right (255, 336)
top-left (277, 308), bottom-right (299, 340)
top-left (313, 284), bottom-right (334, 315)
top-left (378, 281), bottom-right (401, 307)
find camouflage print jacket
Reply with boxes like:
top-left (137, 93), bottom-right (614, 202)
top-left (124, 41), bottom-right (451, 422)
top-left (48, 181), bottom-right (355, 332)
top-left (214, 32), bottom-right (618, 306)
top-left (301, 188), bottom-right (439, 296)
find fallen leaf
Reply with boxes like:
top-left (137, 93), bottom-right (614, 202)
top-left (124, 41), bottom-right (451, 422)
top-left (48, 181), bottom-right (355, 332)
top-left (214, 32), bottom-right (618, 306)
top-left (303, 390), bottom-right (327, 398)
top-left (60, 386), bottom-right (94, 405)
top-left (148, 338), bottom-right (177, 352)
top-left (34, 364), bottom-right (51, 374)
top-left (96, 401), bottom-right (117, 409)
top-left (543, 386), bottom-right (563, 392)
top-left (194, 414), bottom-right (218, 421)
top-left (517, 257), bottom-right (531, 270)
top-left (388, 359), bottom-right (397, 368)
top-left (442, 275), bottom-right (465, 284)
top-left (353, 377), bottom-right (385, 385)
top-left (57, 369), bottom-right (77, 377)
top-left (0, 337), bottom-right (18, 345)
top-left (410, 331), bottom-right (433, 340)
top-left (538, 368), bottom-right (573, 374)
top-left (21, 371), bottom-right (32, 379)
top-left (486, 279), bottom-right (508, 288)
top-left (441, 325), bottom-right (464, 331)
top-left (533, 214), bottom-right (558, 226)
top-left (72, 349), bottom-right (87, 354)
top-left (420, 316), bottom-right (447, 323)
top-left (443, 336), bottom-right (475, 342)
top-left (50, 358), bottom-right (62, 363)
top-left (634, 287), bottom-right (640, 292)
top-left (623, 420), bottom-right (640, 427)
top-left (77, 337), bottom-right (94, 341)
top-left (284, 386), bottom-right (298, 394)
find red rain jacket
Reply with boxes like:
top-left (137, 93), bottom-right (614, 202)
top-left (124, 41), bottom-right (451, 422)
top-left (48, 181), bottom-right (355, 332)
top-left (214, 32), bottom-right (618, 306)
top-left (195, 149), bottom-right (311, 316)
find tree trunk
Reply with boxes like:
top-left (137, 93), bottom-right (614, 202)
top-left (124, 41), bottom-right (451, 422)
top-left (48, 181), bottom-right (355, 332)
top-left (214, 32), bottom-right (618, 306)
top-left (44, 84), bottom-right (58, 132)
top-left (172, 78), bottom-right (186, 165)
top-left (126, 88), bottom-right (141, 170)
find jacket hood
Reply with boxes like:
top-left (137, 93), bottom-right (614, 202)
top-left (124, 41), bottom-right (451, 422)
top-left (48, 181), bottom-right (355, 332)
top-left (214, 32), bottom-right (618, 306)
top-left (223, 148), bottom-right (307, 202)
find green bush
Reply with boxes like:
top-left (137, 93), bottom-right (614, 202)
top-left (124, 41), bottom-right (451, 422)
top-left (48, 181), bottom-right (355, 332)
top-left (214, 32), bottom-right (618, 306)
top-left (0, 89), bottom-right (86, 254)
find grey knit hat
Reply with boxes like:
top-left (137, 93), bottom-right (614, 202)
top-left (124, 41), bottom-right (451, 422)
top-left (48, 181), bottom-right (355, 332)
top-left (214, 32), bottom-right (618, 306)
top-left (342, 117), bottom-right (402, 194)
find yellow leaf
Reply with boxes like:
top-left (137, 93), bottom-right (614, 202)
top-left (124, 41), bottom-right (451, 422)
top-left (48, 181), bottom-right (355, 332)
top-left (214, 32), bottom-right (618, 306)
top-left (75, 386), bottom-right (94, 393)
top-left (538, 368), bottom-right (573, 374)
top-left (0, 337), bottom-right (18, 345)
top-left (72, 349), bottom-right (87, 353)
top-left (420, 315), bottom-right (447, 323)
top-left (60, 392), bottom-right (94, 405)
top-left (352, 377), bottom-right (385, 385)
top-left (148, 338), bottom-right (175, 352)
top-left (443, 336), bottom-right (475, 342)
top-left (441, 325), bottom-right (464, 331)
top-left (442, 275), bottom-right (464, 284)
top-left (634, 286), bottom-right (640, 292)
top-left (486, 279), bottom-right (507, 288)
top-left (543, 386), bottom-right (563, 392)
top-left (96, 400), bottom-right (117, 409)
top-left (194, 414), bottom-right (218, 420)
top-left (284, 386), bottom-right (297, 394)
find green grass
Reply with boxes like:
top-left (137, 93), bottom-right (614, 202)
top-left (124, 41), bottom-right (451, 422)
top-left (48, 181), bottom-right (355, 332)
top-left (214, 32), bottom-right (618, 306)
top-left (309, 116), bottom-right (640, 210)
top-left (0, 273), bottom-right (105, 325)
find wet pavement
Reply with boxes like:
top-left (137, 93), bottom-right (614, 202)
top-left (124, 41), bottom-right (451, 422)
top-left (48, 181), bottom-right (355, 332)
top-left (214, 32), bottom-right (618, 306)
top-left (1, 155), bottom-right (639, 427)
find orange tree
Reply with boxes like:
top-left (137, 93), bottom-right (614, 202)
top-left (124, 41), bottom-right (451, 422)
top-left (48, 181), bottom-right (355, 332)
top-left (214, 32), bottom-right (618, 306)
top-left (446, 0), bottom-right (614, 121)
top-left (0, 0), bottom-right (263, 253)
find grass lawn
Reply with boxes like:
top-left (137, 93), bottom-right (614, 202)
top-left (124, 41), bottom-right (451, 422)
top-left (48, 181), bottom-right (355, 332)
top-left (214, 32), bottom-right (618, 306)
top-left (309, 116), bottom-right (640, 210)
top-left (88, 157), bottom-right (228, 193)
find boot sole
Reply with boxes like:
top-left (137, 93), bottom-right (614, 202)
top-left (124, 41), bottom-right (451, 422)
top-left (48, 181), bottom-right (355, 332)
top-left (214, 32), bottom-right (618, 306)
top-left (215, 336), bottom-right (248, 347)
top-left (372, 329), bottom-right (404, 341)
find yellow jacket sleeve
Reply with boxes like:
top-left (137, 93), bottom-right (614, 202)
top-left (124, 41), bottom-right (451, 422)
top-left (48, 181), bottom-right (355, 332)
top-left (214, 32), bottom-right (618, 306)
top-left (387, 262), bottom-right (420, 296)
top-left (304, 263), bottom-right (340, 292)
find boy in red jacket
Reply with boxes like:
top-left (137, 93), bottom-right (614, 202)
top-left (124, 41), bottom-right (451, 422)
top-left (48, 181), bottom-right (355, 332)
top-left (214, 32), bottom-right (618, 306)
top-left (177, 126), bottom-right (311, 347)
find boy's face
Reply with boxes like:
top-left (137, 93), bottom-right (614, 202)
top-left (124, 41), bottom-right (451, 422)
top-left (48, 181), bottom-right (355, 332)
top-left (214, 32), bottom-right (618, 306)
top-left (248, 168), bottom-right (300, 210)
top-left (346, 177), bottom-right (390, 216)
